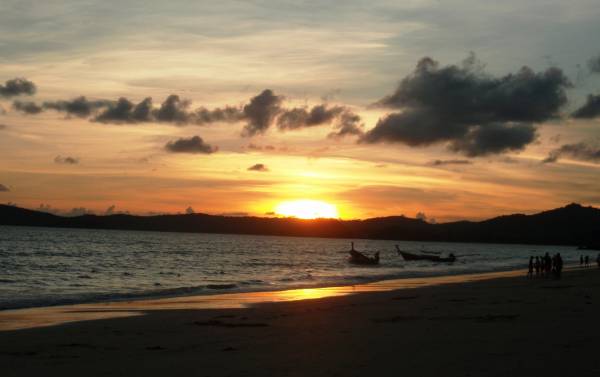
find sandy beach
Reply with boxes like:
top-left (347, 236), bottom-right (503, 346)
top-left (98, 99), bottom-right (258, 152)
top-left (1, 267), bottom-right (599, 377)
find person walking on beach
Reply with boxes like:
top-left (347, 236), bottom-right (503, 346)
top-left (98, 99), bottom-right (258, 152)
top-left (528, 256), bottom-right (534, 278)
top-left (580, 255), bottom-right (584, 266)
top-left (585, 255), bottom-right (590, 267)
top-left (544, 253), bottom-right (552, 277)
top-left (534, 256), bottom-right (541, 276)
top-left (597, 253), bottom-right (600, 269)
top-left (555, 253), bottom-right (563, 279)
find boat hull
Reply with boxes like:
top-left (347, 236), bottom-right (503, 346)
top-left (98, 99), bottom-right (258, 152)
top-left (398, 250), bottom-right (455, 263)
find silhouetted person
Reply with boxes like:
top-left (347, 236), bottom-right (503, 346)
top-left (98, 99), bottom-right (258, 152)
top-left (544, 253), bottom-right (552, 277)
top-left (580, 255), bottom-right (584, 266)
top-left (585, 255), bottom-right (590, 267)
top-left (528, 256), bottom-right (534, 278)
top-left (555, 253), bottom-right (563, 279)
top-left (597, 253), bottom-right (600, 269)
top-left (349, 242), bottom-right (361, 259)
top-left (534, 256), bottom-right (541, 276)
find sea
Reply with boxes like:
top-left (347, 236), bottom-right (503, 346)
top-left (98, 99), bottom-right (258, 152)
top-left (0, 225), bottom-right (579, 310)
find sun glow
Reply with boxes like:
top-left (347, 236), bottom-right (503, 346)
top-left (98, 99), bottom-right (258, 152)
top-left (274, 200), bottom-right (339, 219)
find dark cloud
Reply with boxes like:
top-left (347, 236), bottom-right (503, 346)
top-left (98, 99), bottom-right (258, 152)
top-left (0, 78), bottom-right (36, 97)
top-left (154, 95), bottom-right (192, 123)
top-left (276, 104), bottom-right (364, 139)
top-left (7, 88), bottom-right (356, 140)
top-left (13, 100), bottom-right (43, 114)
top-left (571, 94), bottom-right (600, 119)
top-left (589, 54), bottom-right (600, 74)
top-left (543, 142), bottom-right (600, 163)
top-left (43, 96), bottom-right (112, 117)
top-left (362, 55), bottom-right (570, 156)
top-left (448, 122), bottom-right (537, 157)
top-left (185, 206), bottom-right (195, 214)
top-left (430, 159), bottom-right (472, 166)
top-left (94, 97), bottom-right (153, 123)
top-left (328, 111), bottom-right (364, 139)
top-left (247, 163), bottom-right (269, 172)
top-left (164, 135), bottom-right (218, 154)
top-left (54, 155), bottom-right (79, 165)
top-left (94, 96), bottom-right (241, 125)
top-left (0, 183), bottom-right (9, 192)
top-left (241, 89), bottom-right (283, 137)
top-left (194, 106), bottom-right (243, 125)
top-left (277, 104), bottom-right (345, 130)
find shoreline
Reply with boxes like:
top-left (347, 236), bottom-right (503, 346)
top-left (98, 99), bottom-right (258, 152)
top-left (0, 267), bottom-right (546, 331)
top-left (0, 263), bottom-right (535, 313)
top-left (1, 266), bottom-right (599, 376)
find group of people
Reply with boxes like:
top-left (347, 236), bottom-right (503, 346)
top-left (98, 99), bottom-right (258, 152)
top-left (528, 253), bottom-right (563, 279)
top-left (580, 254), bottom-right (600, 268)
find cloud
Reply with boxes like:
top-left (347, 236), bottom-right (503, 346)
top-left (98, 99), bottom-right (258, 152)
top-left (328, 111), bottom-right (364, 139)
top-left (247, 163), bottom-right (269, 172)
top-left (7, 88), bottom-right (357, 140)
top-left (43, 96), bottom-right (112, 117)
top-left (246, 143), bottom-right (276, 151)
top-left (185, 206), bottom-right (195, 214)
top-left (241, 89), bottom-right (283, 137)
top-left (571, 94), bottom-right (600, 119)
top-left (543, 142), bottom-right (600, 163)
top-left (361, 55), bottom-right (570, 156)
top-left (164, 135), bottom-right (218, 154)
top-left (448, 122), bottom-right (537, 157)
top-left (589, 54), bottom-right (600, 74)
top-left (0, 78), bottom-right (36, 98)
top-left (276, 104), bottom-right (364, 139)
top-left (0, 183), bottom-right (9, 192)
top-left (154, 94), bottom-right (192, 123)
top-left (54, 155), bottom-right (79, 164)
top-left (105, 205), bottom-right (116, 215)
top-left (94, 96), bottom-right (242, 125)
top-left (55, 156), bottom-right (79, 165)
top-left (430, 159), bottom-right (472, 166)
top-left (194, 106), bottom-right (244, 125)
top-left (277, 104), bottom-right (345, 130)
top-left (13, 100), bottom-right (43, 114)
top-left (94, 97), bottom-right (153, 123)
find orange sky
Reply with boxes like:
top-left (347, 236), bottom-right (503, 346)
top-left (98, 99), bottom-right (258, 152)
top-left (1, 1), bottom-right (599, 222)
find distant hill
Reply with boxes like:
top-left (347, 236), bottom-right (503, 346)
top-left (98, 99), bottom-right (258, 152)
top-left (0, 203), bottom-right (599, 246)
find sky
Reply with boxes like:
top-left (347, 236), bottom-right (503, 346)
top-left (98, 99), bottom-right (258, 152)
top-left (1, 0), bottom-right (599, 221)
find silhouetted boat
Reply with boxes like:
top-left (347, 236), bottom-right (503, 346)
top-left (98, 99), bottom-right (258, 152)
top-left (348, 242), bottom-right (380, 265)
top-left (395, 246), bottom-right (456, 263)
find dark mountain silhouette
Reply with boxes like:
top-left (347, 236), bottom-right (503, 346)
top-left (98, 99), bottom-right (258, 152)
top-left (0, 203), bottom-right (598, 246)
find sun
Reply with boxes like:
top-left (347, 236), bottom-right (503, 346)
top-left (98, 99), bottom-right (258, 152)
top-left (274, 200), bottom-right (339, 219)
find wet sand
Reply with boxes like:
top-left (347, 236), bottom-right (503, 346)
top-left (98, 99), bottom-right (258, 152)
top-left (1, 267), bottom-right (599, 376)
